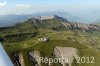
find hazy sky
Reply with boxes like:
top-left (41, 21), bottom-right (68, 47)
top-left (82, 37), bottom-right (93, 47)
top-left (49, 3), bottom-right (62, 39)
top-left (0, 0), bottom-right (100, 15)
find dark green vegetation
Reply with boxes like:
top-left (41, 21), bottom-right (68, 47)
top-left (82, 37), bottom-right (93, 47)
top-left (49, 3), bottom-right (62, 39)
top-left (0, 17), bottom-right (100, 66)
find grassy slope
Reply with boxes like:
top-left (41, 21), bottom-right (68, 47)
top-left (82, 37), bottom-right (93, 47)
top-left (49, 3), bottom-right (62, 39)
top-left (3, 40), bottom-right (100, 66)
top-left (0, 19), bottom-right (100, 66)
top-left (2, 29), bottom-right (100, 66)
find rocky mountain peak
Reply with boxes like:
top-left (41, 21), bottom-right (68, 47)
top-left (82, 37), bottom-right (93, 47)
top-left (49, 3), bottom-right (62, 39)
top-left (25, 15), bottom-right (100, 32)
top-left (35, 15), bottom-right (69, 22)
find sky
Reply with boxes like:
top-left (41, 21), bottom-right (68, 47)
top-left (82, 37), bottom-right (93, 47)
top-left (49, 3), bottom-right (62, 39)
top-left (0, 0), bottom-right (100, 15)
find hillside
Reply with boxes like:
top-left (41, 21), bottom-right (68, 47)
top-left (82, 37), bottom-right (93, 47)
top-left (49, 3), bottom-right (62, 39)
top-left (0, 15), bottom-right (100, 66)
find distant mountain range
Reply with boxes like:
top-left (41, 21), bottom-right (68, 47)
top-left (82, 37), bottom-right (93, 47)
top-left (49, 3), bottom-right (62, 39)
top-left (1, 15), bottom-right (100, 33)
top-left (0, 14), bottom-right (31, 27)
top-left (0, 11), bottom-right (80, 27)
top-left (0, 11), bottom-right (100, 27)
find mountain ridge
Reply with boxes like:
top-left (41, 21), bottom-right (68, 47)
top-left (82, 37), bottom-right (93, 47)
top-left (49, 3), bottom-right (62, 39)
top-left (0, 11), bottom-right (94, 27)
top-left (0, 15), bottom-right (100, 33)
top-left (24, 15), bottom-right (100, 32)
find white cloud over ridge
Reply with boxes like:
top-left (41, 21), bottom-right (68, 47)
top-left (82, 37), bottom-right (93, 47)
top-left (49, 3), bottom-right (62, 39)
top-left (0, 2), bottom-right (7, 8)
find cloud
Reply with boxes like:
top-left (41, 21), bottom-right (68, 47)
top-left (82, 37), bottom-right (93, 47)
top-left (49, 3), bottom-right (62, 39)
top-left (16, 4), bottom-right (30, 9)
top-left (10, 4), bottom-right (31, 14)
top-left (0, 2), bottom-right (7, 8)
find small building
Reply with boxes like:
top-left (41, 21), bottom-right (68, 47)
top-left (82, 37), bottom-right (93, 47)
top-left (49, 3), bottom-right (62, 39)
top-left (38, 37), bottom-right (49, 42)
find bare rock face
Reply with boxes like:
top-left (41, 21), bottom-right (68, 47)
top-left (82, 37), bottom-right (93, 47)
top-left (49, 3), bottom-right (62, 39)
top-left (54, 46), bottom-right (78, 66)
top-left (12, 52), bottom-right (21, 66)
top-left (29, 50), bottom-right (41, 66)
top-left (40, 16), bottom-right (55, 20)
top-left (19, 53), bottom-right (25, 66)
top-left (61, 22), bottom-right (100, 32)
top-left (39, 15), bottom-right (69, 22)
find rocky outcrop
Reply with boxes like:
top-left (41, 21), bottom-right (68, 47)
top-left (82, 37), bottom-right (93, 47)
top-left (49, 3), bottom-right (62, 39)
top-left (12, 52), bottom-right (21, 66)
top-left (19, 53), bottom-right (25, 66)
top-left (54, 46), bottom-right (78, 66)
top-left (28, 50), bottom-right (41, 66)
top-left (40, 15), bottom-right (55, 20)
top-left (61, 22), bottom-right (100, 32)
top-left (39, 15), bottom-right (69, 22)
